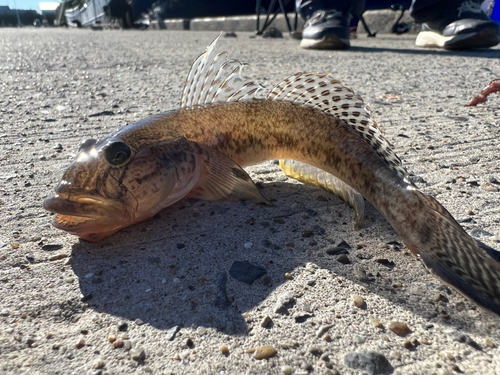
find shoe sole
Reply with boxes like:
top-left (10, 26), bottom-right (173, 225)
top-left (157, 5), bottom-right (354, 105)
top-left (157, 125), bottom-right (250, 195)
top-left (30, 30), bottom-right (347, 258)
top-left (415, 27), bottom-right (499, 50)
top-left (300, 34), bottom-right (350, 50)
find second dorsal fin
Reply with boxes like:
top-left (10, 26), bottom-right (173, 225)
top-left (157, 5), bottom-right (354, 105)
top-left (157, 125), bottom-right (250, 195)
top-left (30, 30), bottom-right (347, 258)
top-left (268, 73), bottom-right (409, 180)
top-left (181, 33), bottom-right (263, 108)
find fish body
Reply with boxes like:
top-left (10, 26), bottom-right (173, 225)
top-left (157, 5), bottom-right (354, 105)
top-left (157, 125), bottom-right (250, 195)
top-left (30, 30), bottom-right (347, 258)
top-left (43, 35), bottom-right (500, 316)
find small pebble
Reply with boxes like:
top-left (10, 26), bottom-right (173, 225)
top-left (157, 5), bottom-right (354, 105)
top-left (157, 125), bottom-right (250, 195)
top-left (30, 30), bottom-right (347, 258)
top-left (326, 247), bottom-right (349, 256)
top-left (485, 339), bottom-right (495, 347)
top-left (113, 339), bottom-right (124, 348)
top-left (130, 347), bottom-right (145, 361)
top-left (166, 326), bottom-right (179, 341)
top-left (274, 292), bottom-right (295, 313)
top-left (352, 295), bottom-right (364, 308)
top-left (302, 230), bottom-right (313, 237)
top-left (248, 345), bottom-right (277, 360)
top-left (124, 340), bottom-right (132, 351)
top-left (336, 254), bottom-right (351, 264)
top-left (11, 242), bottom-right (20, 249)
top-left (260, 316), bottom-right (272, 328)
top-left (343, 350), bottom-right (389, 374)
top-left (108, 335), bottom-right (116, 343)
top-left (309, 346), bottom-right (323, 356)
top-left (197, 326), bottom-right (207, 336)
top-left (75, 338), bottom-right (85, 348)
top-left (117, 320), bottom-right (128, 332)
top-left (370, 318), bottom-right (383, 328)
top-left (49, 253), bottom-right (67, 261)
top-left (482, 183), bottom-right (499, 192)
top-left (244, 242), bottom-right (253, 249)
top-left (389, 351), bottom-right (401, 360)
top-left (26, 253), bottom-right (35, 262)
top-left (220, 344), bottom-right (229, 354)
top-left (316, 324), bottom-right (334, 337)
top-left (355, 335), bottom-right (366, 344)
top-left (64, 277), bottom-right (74, 284)
top-left (388, 321), bottom-right (410, 336)
top-left (229, 260), bottom-right (266, 285)
top-left (452, 332), bottom-right (480, 349)
top-left (41, 243), bottom-right (63, 251)
top-left (94, 359), bottom-right (105, 369)
top-left (284, 272), bottom-right (292, 279)
top-left (353, 267), bottom-right (370, 282)
top-left (281, 365), bottom-right (293, 374)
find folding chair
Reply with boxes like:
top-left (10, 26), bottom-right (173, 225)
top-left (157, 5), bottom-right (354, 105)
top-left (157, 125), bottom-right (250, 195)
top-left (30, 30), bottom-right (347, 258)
top-left (255, 0), bottom-right (298, 35)
top-left (255, 0), bottom-right (412, 37)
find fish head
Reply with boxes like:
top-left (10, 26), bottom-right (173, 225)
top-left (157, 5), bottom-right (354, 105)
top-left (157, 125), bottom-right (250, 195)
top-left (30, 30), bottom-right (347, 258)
top-left (43, 135), bottom-right (201, 241)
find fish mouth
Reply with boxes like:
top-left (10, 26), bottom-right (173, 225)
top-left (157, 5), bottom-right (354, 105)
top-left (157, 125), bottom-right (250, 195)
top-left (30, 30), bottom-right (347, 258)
top-left (43, 194), bottom-right (133, 239)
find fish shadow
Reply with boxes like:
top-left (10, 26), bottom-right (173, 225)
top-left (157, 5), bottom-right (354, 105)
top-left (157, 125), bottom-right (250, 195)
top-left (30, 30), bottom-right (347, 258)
top-left (70, 180), bottom-right (498, 336)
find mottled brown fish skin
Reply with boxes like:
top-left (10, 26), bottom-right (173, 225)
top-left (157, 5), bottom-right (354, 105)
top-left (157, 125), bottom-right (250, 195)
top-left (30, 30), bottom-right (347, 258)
top-left (124, 99), bottom-right (500, 314)
top-left (45, 98), bottom-right (500, 314)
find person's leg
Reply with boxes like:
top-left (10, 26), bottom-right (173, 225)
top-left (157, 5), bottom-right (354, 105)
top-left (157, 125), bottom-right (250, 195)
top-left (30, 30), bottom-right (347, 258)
top-left (410, 0), bottom-right (462, 23)
top-left (297, 0), bottom-right (366, 49)
top-left (410, 0), bottom-right (500, 49)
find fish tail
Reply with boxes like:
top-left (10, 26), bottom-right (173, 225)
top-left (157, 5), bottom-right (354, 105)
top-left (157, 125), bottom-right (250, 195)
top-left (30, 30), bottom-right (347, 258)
top-left (403, 189), bottom-right (500, 315)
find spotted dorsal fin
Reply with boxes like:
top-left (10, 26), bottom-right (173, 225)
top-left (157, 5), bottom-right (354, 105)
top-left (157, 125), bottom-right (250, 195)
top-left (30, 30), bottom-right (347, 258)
top-left (181, 33), bottom-right (263, 108)
top-left (268, 73), bottom-right (409, 180)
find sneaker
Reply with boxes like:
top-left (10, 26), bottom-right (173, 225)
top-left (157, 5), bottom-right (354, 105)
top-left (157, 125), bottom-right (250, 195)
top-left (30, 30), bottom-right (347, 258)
top-left (415, 0), bottom-right (500, 49)
top-left (300, 10), bottom-right (352, 50)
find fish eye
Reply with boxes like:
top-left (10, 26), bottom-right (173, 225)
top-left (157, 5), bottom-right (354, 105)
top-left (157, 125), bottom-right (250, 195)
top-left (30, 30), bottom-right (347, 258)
top-left (104, 141), bottom-right (132, 166)
top-left (79, 138), bottom-right (97, 152)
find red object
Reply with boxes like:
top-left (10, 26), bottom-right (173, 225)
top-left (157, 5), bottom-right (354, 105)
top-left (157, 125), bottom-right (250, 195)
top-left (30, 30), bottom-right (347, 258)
top-left (467, 79), bottom-right (500, 106)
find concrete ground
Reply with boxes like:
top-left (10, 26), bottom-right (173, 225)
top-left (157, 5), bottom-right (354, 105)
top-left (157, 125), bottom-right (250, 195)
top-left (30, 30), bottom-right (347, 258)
top-left (0, 28), bottom-right (500, 375)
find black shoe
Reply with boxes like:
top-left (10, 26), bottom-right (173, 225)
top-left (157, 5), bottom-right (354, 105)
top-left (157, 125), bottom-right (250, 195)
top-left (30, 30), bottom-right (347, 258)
top-left (415, 0), bottom-right (500, 50)
top-left (300, 10), bottom-right (352, 50)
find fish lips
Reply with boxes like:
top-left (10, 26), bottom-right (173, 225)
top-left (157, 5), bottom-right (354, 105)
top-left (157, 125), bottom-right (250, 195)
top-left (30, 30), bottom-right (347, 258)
top-left (43, 195), bottom-right (131, 230)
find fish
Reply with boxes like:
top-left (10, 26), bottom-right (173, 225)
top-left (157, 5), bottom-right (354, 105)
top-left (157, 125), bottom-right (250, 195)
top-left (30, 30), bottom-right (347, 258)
top-left (43, 34), bottom-right (500, 316)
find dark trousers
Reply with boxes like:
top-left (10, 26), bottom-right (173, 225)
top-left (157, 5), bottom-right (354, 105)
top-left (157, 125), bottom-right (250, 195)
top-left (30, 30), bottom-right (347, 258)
top-left (296, 0), bottom-right (466, 23)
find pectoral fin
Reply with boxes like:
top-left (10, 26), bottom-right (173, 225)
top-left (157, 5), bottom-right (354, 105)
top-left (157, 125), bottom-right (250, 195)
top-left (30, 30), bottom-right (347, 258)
top-left (188, 144), bottom-right (270, 204)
